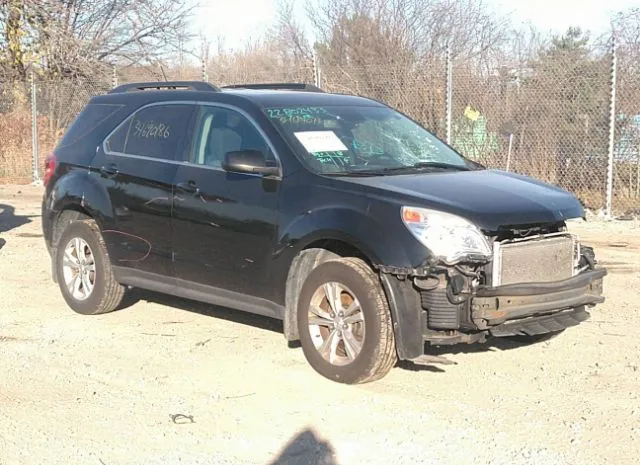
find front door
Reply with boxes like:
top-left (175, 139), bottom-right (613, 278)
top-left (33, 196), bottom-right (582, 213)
top-left (95, 103), bottom-right (196, 279)
top-left (171, 105), bottom-right (281, 304)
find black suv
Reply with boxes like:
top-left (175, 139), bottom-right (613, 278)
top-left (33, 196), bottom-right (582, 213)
top-left (42, 81), bottom-right (607, 384)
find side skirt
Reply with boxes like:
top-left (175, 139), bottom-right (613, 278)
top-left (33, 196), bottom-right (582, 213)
top-left (112, 266), bottom-right (285, 320)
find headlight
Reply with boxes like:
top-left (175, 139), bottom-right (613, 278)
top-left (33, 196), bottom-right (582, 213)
top-left (401, 206), bottom-right (491, 264)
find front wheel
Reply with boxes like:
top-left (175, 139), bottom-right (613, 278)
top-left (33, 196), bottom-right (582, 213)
top-left (297, 257), bottom-right (397, 384)
top-left (55, 219), bottom-right (125, 315)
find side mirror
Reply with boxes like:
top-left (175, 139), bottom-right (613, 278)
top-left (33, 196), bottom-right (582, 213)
top-left (222, 150), bottom-right (279, 177)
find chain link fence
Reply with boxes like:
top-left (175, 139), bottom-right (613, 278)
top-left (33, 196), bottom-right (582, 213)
top-left (320, 60), bottom-right (449, 140)
top-left (450, 54), bottom-right (613, 212)
top-left (615, 43), bottom-right (640, 214)
top-left (0, 42), bottom-right (638, 216)
top-left (0, 81), bottom-right (32, 183)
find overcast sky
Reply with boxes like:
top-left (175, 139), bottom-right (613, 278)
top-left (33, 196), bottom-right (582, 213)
top-left (193, 0), bottom-right (637, 50)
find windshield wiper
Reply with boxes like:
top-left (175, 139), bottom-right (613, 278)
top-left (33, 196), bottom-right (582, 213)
top-left (322, 161), bottom-right (475, 177)
top-left (322, 170), bottom-right (385, 177)
top-left (382, 162), bottom-right (472, 172)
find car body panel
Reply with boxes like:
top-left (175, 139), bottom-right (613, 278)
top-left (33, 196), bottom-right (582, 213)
top-left (335, 169), bottom-right (585, 232)
top-left (171, 164), bottom-right (281, 300)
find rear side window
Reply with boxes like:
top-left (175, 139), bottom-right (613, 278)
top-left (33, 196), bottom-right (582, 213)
top-left (58, 103), bottom-right (123, 147)
top-left (105, 104), bottom-right (196, 161)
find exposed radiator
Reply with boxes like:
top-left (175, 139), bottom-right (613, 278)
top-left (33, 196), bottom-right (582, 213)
top-left (491, 234), bottom-right (578, 286)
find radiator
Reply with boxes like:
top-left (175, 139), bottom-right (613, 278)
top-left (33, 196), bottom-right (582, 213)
top-left (491, 234), bottom-right (578, 286)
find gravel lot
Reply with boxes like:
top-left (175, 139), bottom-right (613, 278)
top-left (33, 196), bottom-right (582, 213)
top-left (1, 184), bottom-right (639, 465)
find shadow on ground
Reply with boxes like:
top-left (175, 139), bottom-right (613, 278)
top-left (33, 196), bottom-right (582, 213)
top-left (120, 287), bottom-right (560, 375)
top-left (119, 288), bottom-right (284, 335)
top-left (0, 203), bottom-right (36, 233)
top-left (268, 429), bottom-right (338, 465)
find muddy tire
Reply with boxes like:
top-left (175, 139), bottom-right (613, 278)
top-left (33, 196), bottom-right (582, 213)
top-left (297, 257), bottom-right (397, 384)
top-left (55, 219), bottom-right (125, 315)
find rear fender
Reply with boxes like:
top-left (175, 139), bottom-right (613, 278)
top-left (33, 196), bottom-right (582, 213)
top-left (46, 169), bottom-right (115, 258)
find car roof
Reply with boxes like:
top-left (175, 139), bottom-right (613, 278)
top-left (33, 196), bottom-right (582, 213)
top-left (89, 83), bottom-right (386, 110)
top-left (220, 88), bottom-right (384, 108)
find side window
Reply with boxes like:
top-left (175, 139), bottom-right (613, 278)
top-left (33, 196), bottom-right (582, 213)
top-left (59, 104), bottom-right (124, 148)
top-left (104, 118), bottom-right (131, 153)
top-left (191, 106), bottom-right (273, 167)
top-left (105, 104), bottom-right (196, 161)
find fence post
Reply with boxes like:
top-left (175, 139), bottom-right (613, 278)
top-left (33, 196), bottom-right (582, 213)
top-left (112, 65), bottom-right (118, 89)
top-left (605, 34), bottom-right (617, 218)
top-left (30, 71), bottom-right (40, 183)
top-left (313, 52), bottom-right (322, 88)
top-left (201, 55), bottom-right (208, 82)
top-left (445, 44), bottom-right (453, 145)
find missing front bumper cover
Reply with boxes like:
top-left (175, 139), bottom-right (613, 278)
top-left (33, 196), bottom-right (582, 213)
top-left (488, 307), bottom-right (591, 337)
top-left (471, 268), bottom-right (606, 329)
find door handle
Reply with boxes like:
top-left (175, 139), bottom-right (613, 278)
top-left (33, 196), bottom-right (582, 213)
top-left (100, 163), bottom-right (119, 177)
top-left (176, 181), bottom-right (200, 195)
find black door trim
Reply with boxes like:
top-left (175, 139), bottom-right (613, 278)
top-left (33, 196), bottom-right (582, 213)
top-left (113, 266), bottom-right (284, 320)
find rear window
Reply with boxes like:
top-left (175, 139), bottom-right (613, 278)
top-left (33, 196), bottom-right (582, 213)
top-left (58, 103), bottom-right (124, 147)
top-left (104, 104), bottom-right (196, 161)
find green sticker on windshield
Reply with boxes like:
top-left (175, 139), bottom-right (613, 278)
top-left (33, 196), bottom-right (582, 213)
top-left (312, 151), bottom-right (349, 166)
top-left (266, 107), bottom-right (332, 126)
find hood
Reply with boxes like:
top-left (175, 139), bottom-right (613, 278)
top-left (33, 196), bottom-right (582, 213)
top-left (338, 169), bottom-right (584, 231)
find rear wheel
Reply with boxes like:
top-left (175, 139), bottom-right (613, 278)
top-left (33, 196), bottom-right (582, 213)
top-left (55, 219), bottom-right (125, 315)
top-left (297, 257), bottom-right (397, 384)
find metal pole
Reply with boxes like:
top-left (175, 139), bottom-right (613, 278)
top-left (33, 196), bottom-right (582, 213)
top-left (636, 143), bottom-right (640, 197)
top-left (506, 134), bottom-right (514, 171)
top-left (201, 55), bottom-right (208, 82)
top-left (605, 34), bottom-right (617, 218)
top-left (445, 44), bottom-right (453, 145)
top-left (30, 71), bottom-right (40, 183)
top-left (112, 65), bottom-right (118, 89)
top-left (313, 52), bottom-right (321, 88)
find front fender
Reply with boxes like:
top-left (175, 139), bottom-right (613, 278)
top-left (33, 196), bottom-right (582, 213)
top-left (274, 205), bottom-right (415, 345)
top-left (278, 205), bottom-right (411, 266)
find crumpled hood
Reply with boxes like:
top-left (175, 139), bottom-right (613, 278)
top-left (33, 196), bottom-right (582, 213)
top-left (339, 169), bottom-right (584, 231)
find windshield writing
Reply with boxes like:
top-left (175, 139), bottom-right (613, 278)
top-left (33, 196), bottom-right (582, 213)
top-left (265, 105), bottom-right (470, 174)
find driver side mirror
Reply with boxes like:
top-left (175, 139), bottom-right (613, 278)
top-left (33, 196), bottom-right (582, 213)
top-left (222, 150), bottom-right (279, 177)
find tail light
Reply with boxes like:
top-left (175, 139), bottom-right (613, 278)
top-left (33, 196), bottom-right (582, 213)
top-left (44, 153), bottom-right (57, 186)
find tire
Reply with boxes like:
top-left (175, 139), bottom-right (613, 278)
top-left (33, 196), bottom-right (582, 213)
top-left (55, 219), bottom-right (125, 315)
top-left (297, 257), bottom-right (397, 384)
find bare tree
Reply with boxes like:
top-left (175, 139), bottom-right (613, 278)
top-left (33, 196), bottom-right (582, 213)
top-left (0, 0), bottom-right (194, 80)
top-left (205, 0), bottom-right (314, 86)
top-left (308, 0), bottom-right (507, 63)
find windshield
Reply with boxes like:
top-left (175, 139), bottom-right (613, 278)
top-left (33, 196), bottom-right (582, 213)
top-left (265, 104), bottom-right (475, 175)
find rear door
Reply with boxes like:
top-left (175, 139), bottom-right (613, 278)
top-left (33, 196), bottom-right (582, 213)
top-left (95, 102), bottom-right (197, 279)
top-left (171, 104), bottom-right (282, 303)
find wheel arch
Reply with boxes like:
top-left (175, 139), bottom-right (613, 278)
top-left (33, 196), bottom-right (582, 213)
top-left (282, 235), bottom-right (379, 343)
top-left (46, 170), bottom-right (115, 282)
top-left (48, 170), bottom-right (114, 231)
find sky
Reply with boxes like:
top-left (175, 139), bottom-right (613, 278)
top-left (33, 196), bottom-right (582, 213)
top-left (193, 0), bottom-right (638, 51)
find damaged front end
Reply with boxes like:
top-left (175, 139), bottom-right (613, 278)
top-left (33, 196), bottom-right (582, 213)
top-left (377, 217), bottom-right (607, 361)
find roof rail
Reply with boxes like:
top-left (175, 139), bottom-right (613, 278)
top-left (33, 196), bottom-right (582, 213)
top-left (109, 81), bottom-right (220, 94)
top-left (222, 83), bottom-right (325, 93)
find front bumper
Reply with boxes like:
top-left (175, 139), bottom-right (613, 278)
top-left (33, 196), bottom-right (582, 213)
top-left (471, 268), bottom-right (607, 329)
top-left (380, 266), bottom-right (607, 360)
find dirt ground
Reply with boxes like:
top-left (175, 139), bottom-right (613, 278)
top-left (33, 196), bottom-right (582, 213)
top-left (1, 184), bottom-right (639, 465)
